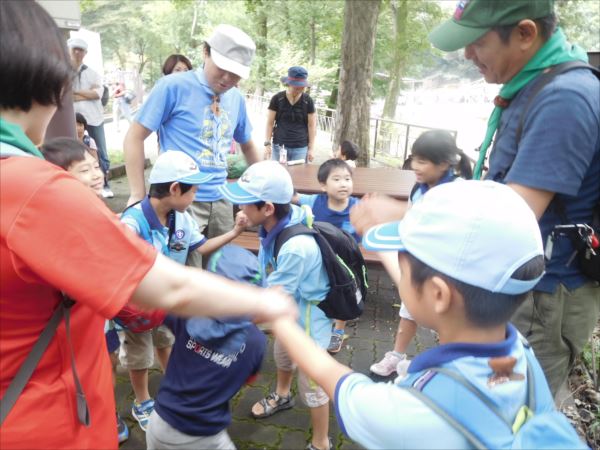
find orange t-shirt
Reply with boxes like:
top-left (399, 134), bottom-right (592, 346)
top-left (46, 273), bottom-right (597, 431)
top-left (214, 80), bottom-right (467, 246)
top-left (0, 157), bottom-right (157, 449)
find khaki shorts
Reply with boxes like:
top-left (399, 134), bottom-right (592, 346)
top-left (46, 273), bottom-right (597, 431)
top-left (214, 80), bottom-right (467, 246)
top-left (273, 338), bottom-right (329, 408)
top-left (186, 199), bottom-right (234, 268)
top-left (119, 325), bottom-right (175, 370)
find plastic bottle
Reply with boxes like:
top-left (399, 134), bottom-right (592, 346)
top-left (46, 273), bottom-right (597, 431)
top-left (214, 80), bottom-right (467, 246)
top-left (279, 145), bottom-right (287, 165)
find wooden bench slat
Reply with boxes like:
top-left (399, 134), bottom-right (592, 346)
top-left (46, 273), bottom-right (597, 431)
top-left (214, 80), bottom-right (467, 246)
top-left (232, 231), bottom-right (380, 265)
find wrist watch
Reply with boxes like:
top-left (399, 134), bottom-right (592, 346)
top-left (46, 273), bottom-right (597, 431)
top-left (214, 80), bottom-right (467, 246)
top-left (264, 141), bottom-right (272, 146)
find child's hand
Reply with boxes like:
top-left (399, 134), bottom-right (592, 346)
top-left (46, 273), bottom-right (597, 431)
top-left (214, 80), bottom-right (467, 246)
top-left (234, 211), bottom-right (248, 233)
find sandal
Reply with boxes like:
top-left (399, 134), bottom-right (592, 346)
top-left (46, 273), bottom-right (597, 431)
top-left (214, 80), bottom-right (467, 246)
top-left (251, 392), bottom-right (295, 418)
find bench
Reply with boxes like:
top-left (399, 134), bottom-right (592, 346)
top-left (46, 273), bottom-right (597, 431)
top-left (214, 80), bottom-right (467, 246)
top-left (232, 231), bottom-right (382, 265)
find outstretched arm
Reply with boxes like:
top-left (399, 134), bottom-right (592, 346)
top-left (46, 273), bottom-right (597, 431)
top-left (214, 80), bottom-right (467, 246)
top-left (195, 211), bottom-right (247, 255)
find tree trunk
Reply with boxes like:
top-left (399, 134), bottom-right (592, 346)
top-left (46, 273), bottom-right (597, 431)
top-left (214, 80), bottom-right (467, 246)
top-left (255, 6), bottom-right (268, 96)
top-left (334, 0), bottom-right (381, 167)
top-left (310, 13), bottom-right (316, 65)
top-left (382, 0), bottom-right (408, 120)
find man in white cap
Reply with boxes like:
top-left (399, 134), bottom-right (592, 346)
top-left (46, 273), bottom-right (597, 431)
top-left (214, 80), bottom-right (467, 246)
top-left (67, 36), bottom-right (113, 198)
top-left (124, 24), bottom-right (260, 268)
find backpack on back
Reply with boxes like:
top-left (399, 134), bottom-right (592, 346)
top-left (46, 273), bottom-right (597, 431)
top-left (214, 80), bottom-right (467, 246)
top-left (399, 344), bottom-right (588, 449)
top-left (507, 61), bottom-right (600, 282)
top-left (274, 221), bottom-right (368, 320)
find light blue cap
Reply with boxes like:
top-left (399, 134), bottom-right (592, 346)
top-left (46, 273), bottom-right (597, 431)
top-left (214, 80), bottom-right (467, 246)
top-left (219, 160), bottom-right (294, 204)
top-left (148, 151), bottom-right (214, 185)
top-left (362, 180), bottom-right (544, 295)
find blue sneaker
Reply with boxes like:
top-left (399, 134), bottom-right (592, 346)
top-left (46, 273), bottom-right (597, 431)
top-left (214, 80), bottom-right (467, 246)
top-left (116, 413), bottom-right (129, 443)
top-left (131, 398), bottom-right (154, 432)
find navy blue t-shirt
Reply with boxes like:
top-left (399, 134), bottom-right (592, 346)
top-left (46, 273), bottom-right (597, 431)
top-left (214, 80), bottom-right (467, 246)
top-left (154, 316), bottom-right (267, 436)
top-left (299, 194), bottom-right (360, 242)
top-left (487, 68), bottom-right (600, 293)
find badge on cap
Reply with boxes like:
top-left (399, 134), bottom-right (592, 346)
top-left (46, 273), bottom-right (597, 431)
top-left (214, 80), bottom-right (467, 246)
top-left (453, 0), bottom-right (470, 20)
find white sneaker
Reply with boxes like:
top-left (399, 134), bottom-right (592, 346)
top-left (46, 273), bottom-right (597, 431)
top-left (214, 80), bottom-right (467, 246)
top-left (101, 188), bottom-right (114, 198)
top-left (370, 351), bottom-right (407, 377)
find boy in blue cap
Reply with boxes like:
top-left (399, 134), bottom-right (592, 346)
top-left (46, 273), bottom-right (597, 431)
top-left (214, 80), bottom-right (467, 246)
top-left (120, 150), bottom-right (248, 431)
top-left (220, 160), bottom-right (333, 450)
top-left (265, 180), bottom-right (585, 449)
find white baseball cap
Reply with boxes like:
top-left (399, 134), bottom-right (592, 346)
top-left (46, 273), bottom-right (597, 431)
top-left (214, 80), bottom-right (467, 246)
top-left (219, 161), bottom-right (293, 204)
top-left (148, 151), bottom-right (214, 185)
top-left (67, 37), bottom-right (88, 51)
top-left (206, 24), bottom-right (255, 79)
top-left (362, 180), bottom-right (544, 295)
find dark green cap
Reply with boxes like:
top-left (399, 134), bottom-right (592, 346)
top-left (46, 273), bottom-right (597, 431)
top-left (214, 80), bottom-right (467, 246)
top-left (429, 0), bottom-right (554, 52)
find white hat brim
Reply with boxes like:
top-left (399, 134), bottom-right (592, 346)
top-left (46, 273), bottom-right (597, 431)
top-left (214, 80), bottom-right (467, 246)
top-left (210, 48), bottom-right (250, 79)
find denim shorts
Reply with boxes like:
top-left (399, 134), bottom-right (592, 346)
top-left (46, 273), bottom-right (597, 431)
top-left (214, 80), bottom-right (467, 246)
top-left (271, 144), bottom-right (308, 162)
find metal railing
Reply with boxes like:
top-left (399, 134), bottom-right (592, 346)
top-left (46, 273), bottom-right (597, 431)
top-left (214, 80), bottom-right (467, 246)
top-left (245, 94), bottom-right (457, 166)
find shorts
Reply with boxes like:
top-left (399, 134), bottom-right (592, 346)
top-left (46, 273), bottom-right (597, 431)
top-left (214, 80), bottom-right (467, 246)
top-left (119, 325), bottom-right (175, 370)
top-left (274, 338), bottom-right (329, 408)
top-left (146, 410), bottom-right (235, 450)
top-left (399, 302), bottom-right (414, 321)
top-left (185, 199), bottom-right (234, 268)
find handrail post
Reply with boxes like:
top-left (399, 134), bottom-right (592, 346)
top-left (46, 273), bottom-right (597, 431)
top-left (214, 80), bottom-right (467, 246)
top-left (403, 124), bottom-right (410, 162)
top-left (373, 118), bottom-right (379, 158)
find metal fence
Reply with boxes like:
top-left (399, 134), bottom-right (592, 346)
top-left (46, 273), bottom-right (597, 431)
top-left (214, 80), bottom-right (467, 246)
top-left (245, 94), bottom-right (457, 166)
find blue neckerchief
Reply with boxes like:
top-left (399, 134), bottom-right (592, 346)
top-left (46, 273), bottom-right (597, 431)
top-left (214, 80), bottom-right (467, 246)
top-left (259, 211), bottom-right (292, 251)
top-left (408, 324), bottom-right (518, 373)
top-left (416, 168), bottom-right (456, 197)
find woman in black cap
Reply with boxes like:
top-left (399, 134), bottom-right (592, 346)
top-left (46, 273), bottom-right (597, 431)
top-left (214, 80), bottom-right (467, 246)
top-left (264, 66), bottom-right (316, 163)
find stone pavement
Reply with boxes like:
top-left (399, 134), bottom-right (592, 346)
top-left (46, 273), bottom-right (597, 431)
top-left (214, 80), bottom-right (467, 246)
top-left (104, 171), bottom-right (436, 450)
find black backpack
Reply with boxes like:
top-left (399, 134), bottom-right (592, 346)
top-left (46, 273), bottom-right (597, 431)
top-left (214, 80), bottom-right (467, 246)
top-left (274, 222), bottom-right (368, 320)
top-left (80, 64), bottom-right (109, 107)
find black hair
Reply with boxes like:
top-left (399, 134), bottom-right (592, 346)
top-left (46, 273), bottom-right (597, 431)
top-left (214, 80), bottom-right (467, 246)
top-left (75, 112), bottom-right (87, 127)
top-left (162, 54), bottom-right (193, 76)
top-left (149, 182), bottom-right (194, 199)
top-left (0, 1), bottom-right (73, 112)
top-left (40, 137), bottom-right (96, 170)
top-left (203, 42), bottom-right (212, 57)
top-left (317, 159), bottom-right (353, 184)
top-left (340, 140), bottom-right (359, 161)
top-left (411, 130), bottom-right (473, 180)
top-left (253, 201), bottom-right (291, 221)
top-left (405, 253), bottom-right (545, 327)
top-left (493, 13), bottom-right (557, 44)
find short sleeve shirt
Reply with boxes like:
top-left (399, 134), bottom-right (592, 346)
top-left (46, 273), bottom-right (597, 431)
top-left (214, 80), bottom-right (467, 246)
top-left (136, 70), bottom-right (253, 202)
top-left (298, 194), bottom-right (360, 242)
top-left (486, 68), bottom-right (600, 293)
top-left (0, 156), bottom-right (156, 448)
top-left (121, 197), bottom-right (206, 265)
top-left (269, 91), bottom-right (315, 148)
top-left (73, 64), bottom-right (105, 126)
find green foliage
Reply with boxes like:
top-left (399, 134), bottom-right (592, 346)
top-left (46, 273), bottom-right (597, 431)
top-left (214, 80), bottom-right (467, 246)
top-left (556, 0), bottom-right (600, 51)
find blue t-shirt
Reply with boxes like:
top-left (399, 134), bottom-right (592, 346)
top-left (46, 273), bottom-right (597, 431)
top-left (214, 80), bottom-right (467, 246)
top-left (136, 70), bottom-right (253, 202)
top-left (410, 169), bottom-right (457, 204)
top-left (154, 315), bottom-right (266, 436)
top-left (298, 194), bottom-right (360, 242)
top-left (259, 205), bottom-right (331, 348)
top-left (486, 68), bottom-right (600, 293)
top-left (120, 197), bottom-right (206, 264)
top-left (335, 325), bottom-right (531, 449)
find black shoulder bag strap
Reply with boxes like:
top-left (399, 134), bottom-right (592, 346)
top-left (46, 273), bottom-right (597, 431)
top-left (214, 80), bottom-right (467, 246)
top-left (0, 294), bottom-right (90, 427)
top-left (274, 223), bottom-right (315, 260)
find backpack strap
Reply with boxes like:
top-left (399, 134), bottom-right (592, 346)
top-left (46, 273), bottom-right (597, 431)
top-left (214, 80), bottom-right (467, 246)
top-left (274, 223), bottom-right (315, 260)
top-left (0, 294), bottom-right (90, 427)
top-left (400, 350), bottom-right (544, 450)
top-left (274, 92), bottom-right (310, 127)
top-left (515, 61), bottom-right (600, 145)
top-left (121, 202), bottom-right (152, 244)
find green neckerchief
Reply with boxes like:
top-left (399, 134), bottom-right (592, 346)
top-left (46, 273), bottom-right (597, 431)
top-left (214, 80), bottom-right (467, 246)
top-left (0, 117), bottom-right (45, 159)
top-left (473, 27), bottom-right (588, 179)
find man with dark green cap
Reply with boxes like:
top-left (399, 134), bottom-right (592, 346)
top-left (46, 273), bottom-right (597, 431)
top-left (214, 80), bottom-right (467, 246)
top-left (429, 0), bottom-right (600, 398)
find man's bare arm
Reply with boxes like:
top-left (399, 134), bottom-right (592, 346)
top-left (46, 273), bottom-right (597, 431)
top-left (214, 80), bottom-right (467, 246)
top-left (240, 139), bottom-right (262, 165)
top-left (124, 122), bottom-right (153, 206)
top-left (506, 183), bottom-right (554, 220)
